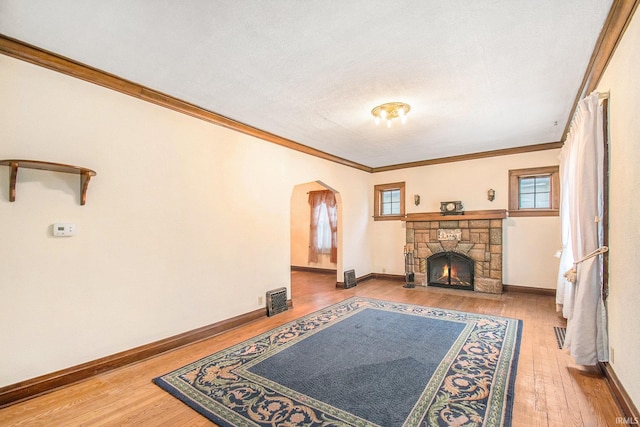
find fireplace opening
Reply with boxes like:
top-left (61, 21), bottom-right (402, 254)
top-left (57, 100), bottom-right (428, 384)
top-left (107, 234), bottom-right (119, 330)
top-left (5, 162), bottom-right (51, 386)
top-left (427, 252), bottom-right (474, 291)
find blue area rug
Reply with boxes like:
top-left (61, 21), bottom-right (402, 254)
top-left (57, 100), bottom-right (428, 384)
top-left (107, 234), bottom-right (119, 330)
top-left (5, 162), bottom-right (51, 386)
top-left (153, 297), bottom-right (522, 426)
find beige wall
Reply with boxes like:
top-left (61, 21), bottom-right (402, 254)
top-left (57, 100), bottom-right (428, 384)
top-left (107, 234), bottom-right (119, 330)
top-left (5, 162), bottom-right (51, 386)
top-left (0, 55), bottom-right (371, 387)
top-left (1, 43), bottom-right (589, 391)
top-left (596, 7), bottom-right (640, 409)
top-left (371, 150), bottom-right (562, 288)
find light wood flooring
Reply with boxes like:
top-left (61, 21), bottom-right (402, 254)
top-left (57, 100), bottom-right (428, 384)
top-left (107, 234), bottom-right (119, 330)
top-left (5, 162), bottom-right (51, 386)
top-left (0, 272), bottom-right (625, 426)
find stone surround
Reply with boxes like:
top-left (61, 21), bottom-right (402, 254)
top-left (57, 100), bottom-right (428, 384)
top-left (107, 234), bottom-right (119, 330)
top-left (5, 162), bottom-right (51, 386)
top-left (405, 215), bottom-right (504, 294)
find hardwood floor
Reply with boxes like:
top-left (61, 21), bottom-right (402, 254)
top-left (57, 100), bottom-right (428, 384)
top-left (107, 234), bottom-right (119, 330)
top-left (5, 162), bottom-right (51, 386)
top-left (0, 272), bottom-right (624, 426)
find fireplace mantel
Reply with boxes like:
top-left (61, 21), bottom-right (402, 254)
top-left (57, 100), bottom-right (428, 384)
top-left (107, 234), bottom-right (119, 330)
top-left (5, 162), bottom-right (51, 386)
top-left (403, 209), bottom-right (507, 222)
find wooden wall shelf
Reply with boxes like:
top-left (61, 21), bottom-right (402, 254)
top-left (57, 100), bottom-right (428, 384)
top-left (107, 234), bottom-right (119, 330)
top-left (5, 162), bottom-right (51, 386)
top-left (403, 209), bottom-right (508, 221)
top-left (0, 159), bottom-right (96, 205)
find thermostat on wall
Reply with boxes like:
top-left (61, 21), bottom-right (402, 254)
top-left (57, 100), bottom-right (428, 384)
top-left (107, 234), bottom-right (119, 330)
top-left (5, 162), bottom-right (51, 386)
top-left (53, 223), bottom-right (76, 237)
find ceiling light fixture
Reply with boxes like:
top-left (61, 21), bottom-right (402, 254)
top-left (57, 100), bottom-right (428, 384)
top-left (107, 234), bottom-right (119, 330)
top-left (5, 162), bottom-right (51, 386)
top-left (371, 102), bottom-right (411, 128)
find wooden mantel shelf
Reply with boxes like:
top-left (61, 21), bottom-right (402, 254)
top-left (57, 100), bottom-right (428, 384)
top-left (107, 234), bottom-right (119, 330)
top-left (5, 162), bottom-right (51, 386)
top-left (0, 159), bottom-right (97, 205)
top-left (402, 209), bottom-right (508, 222)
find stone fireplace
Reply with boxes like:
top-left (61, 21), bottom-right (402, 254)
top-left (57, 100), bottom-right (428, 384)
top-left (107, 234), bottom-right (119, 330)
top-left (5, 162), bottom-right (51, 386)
top-left (404, 210), bottom-right (506, 294)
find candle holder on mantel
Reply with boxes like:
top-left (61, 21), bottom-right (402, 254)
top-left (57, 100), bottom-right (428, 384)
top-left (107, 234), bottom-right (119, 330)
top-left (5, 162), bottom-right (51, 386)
top-left (404, 247), bottom-right (415, 288)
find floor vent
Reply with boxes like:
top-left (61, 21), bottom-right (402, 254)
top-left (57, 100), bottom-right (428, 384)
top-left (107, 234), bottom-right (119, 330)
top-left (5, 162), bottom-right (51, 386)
top-left (266, 287), bottom-right (288, 317)
top-left (554, 326), bottom-right (566, 349)
top-left (343, 269), bottom-right (357, 289)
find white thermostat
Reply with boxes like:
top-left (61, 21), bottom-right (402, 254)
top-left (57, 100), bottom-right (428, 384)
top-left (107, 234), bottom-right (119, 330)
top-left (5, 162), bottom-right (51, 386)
top-left (53, 223), bottom-right (76, 237)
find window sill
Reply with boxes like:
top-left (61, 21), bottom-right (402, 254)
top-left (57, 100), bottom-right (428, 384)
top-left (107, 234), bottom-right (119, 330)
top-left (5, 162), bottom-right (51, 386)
top-left (508, 209), bottom-right (559, 217)
top-left (373, 215), bottom-right (406, 221)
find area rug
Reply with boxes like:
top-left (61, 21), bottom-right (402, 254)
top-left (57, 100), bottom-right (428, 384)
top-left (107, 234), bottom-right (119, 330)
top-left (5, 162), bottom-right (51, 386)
top-left (153, 297), bottom-right (522, 426)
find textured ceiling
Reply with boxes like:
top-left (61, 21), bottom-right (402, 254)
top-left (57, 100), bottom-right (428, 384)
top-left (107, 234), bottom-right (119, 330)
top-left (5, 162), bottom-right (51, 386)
top-left (0, 0), bottom-right (613, 168)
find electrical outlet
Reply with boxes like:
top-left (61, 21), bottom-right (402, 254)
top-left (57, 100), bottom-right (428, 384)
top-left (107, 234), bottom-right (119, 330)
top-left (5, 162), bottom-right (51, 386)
top-left (258, 296), bottom-right (264, 306)
top-left (610, 346), bottom-right (615, 363)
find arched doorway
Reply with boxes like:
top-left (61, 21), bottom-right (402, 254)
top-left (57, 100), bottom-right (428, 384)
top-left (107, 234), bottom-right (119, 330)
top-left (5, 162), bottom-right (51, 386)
top-left (290, 181), bottom-right (343, 283)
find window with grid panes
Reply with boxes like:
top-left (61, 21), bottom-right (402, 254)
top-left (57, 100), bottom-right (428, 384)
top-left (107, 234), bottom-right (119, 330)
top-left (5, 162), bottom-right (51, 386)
top-left (509, 166), bottom-right (559, 217)
top-left (519, 175), bottom-right (551, 208)
top-left (374, 182), bottom-right (405, 220)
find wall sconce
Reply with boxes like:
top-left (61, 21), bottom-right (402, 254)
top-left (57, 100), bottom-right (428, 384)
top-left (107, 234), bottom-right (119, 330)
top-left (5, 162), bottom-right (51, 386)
top-left (414, 194), bottom-right (420, 206)
top-left (487, 188), bottom-right (496, 202)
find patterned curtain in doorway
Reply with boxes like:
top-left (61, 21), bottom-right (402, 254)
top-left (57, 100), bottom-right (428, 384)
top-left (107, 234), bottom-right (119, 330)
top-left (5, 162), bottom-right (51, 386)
top-left (308, 190), bottom-right (337, 263)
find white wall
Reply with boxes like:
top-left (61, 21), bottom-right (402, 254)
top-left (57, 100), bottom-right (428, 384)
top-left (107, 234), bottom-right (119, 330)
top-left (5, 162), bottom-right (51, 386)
top-left (596, 7), bottom-right (640, 409)
top-left (371, 150), bottom-right (562, 288)
top-left (0, 55), bottom-right (371, 387)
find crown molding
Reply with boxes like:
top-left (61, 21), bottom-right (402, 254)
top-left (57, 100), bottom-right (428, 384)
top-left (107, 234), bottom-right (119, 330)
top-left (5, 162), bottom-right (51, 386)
top-left (371, 142), bottom-right (563, 173)
top-left (0, 34), bottom-right (372, 173)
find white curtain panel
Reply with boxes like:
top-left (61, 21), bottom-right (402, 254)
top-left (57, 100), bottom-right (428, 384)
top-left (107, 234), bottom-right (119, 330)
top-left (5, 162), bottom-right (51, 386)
top-left (556, 91), bottom-right (608, 365)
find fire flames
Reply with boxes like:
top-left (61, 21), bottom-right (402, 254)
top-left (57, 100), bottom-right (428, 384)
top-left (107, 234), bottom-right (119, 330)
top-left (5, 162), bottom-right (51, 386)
top-left (438, 264), bottom-right (458, 281)
top-left (436, 263), bottom-right (471, 286)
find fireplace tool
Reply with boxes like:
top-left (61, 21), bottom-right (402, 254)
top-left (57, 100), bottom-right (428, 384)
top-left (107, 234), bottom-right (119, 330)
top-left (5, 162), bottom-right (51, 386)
top-left (404, 248), bottom-right (415, 288)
